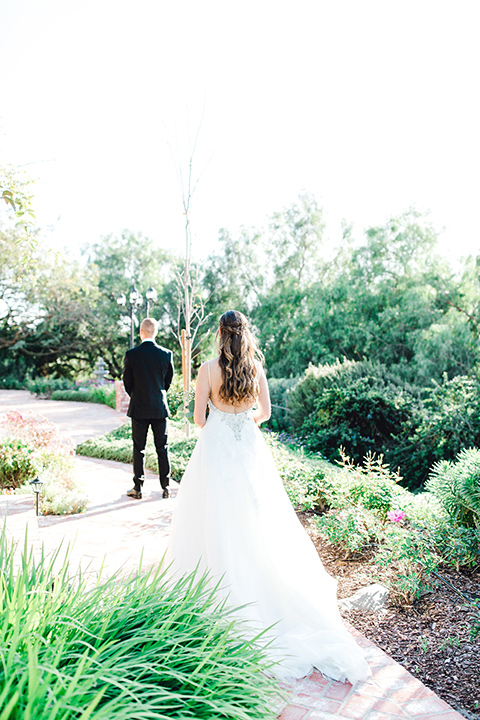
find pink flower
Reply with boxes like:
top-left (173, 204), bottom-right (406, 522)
top-left (387, 509), bottom-right (406, 523)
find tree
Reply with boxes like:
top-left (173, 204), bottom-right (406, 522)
top-left (84, 231), bottom-right (179, 377)
top-left (0, 233), bottom-right (99, 378)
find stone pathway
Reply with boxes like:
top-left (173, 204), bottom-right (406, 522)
top-left (0, 391), bottom-right (467, 720)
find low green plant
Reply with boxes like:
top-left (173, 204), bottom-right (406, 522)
top-left (0, 439), bottom-right (38, 489)
top-left (51, 385), bottom-right (116, 408)
top-left (0, 411), bottom-right (87, 513)
top-left (374, 523), bottom-right (441, 605)
top-left (266, 377), bottom-right (299, 432)
top-left (427, 447), bottom-right (480, 529)
top-left (26, 376), bottom-right (75, 397)
top-left (330, 450), bottom-right (408, 517)
top-left (77, 422), bottom-right (198, 484)
top-left (315, 506), bottom-right (381, 558)
top-left (0, 528), bottom-right (282, 719)
top-left (438, 636), bottom-right (461, 652)
top-left (416, 518), bottom-right (479, 571)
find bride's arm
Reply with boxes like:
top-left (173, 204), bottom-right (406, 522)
top-left (252, 365), bottom-right (271, 426)
top-left (193, 362), bottom-right (210, 428)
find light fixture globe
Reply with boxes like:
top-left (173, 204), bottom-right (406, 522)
top-left (146, 286), bottom-right (157, 302)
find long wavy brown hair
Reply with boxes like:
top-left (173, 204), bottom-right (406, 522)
top-left (218, 310), bottom-right (264, 404)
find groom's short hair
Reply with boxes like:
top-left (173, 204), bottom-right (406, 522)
top-left (140, 318), bottom-right (158, 337)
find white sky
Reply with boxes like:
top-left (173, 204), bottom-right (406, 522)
top-left (1, 0), bottom-right (479, 264)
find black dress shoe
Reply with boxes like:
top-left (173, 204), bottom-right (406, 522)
top-left (162, 488), bottom-right (169, 499)
top-left (127, 487), bottom-right (142, 499)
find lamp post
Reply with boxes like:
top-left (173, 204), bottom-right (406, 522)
top-left (145, 286), bottom-right (157, 317)
top-left (117, 286), bottom-right (143, 348)
top-left (30, 477), bottom-right (43, 516)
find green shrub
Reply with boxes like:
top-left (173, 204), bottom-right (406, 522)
top-left (77, 423), bottom-right (198, 484)
top-left (287, 359), bottom-right (415, 478)
top-left (0, 439), bottom-right (38, 489)
top-left (329, 451), bottom-right (408, 517)
top-left (316, 506), bottom-right (381, 557)
top-left (0, 373), bottom-right (25, 389)
top-left (51, 385), bottom-right (116, 408)
top-left (167, 373), bottom-right (187, 417)
top-left (427, 447), bottom-right (480, 528)
top-left (396, 375), bottom-right (480, 489)
top-left (0, 528), bottom-right (282, 719)
top-left (375, 524), bottom-right (441, 605)
top-left (0, 411), bottom-right (87, 514)
top-left (266, 377), bottom-right (299, 432)
top-left (423, 519), bottom-right (479, 571)
top-left (26, 376), bottom-right (75, 397)
top-left (37, 452), bottom-right (88, 515)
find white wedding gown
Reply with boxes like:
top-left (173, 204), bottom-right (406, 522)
top-left (166, 401), bottom-right (371, 684)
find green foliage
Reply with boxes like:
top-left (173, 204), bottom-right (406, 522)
top-left (51, 385), bottom-right (116, 408)
top-left (0, 410), bottom-right (87, 514)
top-left (419, 519), bottom-right (479, 572)
top-left (266, 377), bottom-right (298, 432)
top-left (26, 376), bottom-right (75, 397)
top-left (167, 373), bottom-right (188, 417)
top-left (374, 524), bottom-right (441, 605)
top-left (288, 359), bottom-right (414, 472)
top-left (330, 451), bottom-right (408, 517)
top-left (316, 507), bottom-right (381, 557)
top-left (427, 447), bottom-right (480, 528)
top-left (77, 422), bottom-right (198, 484)
top-left (0, 439), bottom-right (37, 489)
top-left (0, 528), bottom-right (281, 719)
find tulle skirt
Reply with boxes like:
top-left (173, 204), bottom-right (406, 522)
top-left (166, 403), bottom-right (371, 683)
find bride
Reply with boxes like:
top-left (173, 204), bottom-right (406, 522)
top-left (167, 310), bottom-right (371, 684)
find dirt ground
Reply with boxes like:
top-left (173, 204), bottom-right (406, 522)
top-left (299, 512), bottom-right (480, 720)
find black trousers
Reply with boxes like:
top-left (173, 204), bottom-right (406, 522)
top-left (131, 418), bottom-right (170, 490)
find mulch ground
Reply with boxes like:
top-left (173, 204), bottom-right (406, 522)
top-left (298, 511), bottom-right (480, 720)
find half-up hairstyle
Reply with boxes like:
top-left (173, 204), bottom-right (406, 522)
top-left (218, 310), bottom-right (264, 405)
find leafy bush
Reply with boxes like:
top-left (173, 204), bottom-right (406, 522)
top-left (77, 422), bottom-right (198, 484)
top-left (316, 506), bottom-right (381, 558)
top-left (396, 375), bottom-right (480, 488)
top-left (0, 528), bottom-right (281, 719)
top-left (287, 359), bottom-right (414, 477)
top-left (266, 377), bottom-right (299, 432)
top-left (427, 447), bottom-right (480, 528)
top-left (0, 411), bottom-right (87, 514)
top-left (51, 385), bottom-right (116, 408)
top-left (328, 451), bottom-right (408, 517)
top-left (26, 376), bottom-right (75, 397)
top-left (0, 373), bottom-right (25, 389)
top-left (0, 439), bottom-right (37, 489)
top-left (167, 373), bottom-right (188, 417)
top-left (421, 519), bottom-right (479, 572)
top-left (374, 523), bottom-right (441, 605)
top-left (37, 452), bottom-right (88, 515)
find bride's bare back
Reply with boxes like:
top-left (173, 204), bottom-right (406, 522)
top-left (194, 358), bottom-right (271, 428)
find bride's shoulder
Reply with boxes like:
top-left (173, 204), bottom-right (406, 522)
top-left (200, 358), bottom-right (219, 369)
top-left (254, 359), bottom-right (265, 375)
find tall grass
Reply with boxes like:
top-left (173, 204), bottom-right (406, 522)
top-left (0, 527), bottom-right (282, 719)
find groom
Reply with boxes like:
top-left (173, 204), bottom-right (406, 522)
top-left (122, 318), bottom-right (174, 499)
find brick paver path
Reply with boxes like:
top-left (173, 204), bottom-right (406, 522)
top-left (0, 391), bottom-right (467, 720)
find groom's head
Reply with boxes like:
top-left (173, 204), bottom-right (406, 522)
top-left (140, 318), bottom-right (158, 341)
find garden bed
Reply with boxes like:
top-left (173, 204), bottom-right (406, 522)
top-left (299, 512), bottom-right (480, 720)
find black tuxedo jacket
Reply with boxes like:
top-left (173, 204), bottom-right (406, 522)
top-left (123, 341), bottom-right (174, 419)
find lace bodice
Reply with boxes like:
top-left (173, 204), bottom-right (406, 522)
top-left (208, 400), bottom-right (252, 442)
